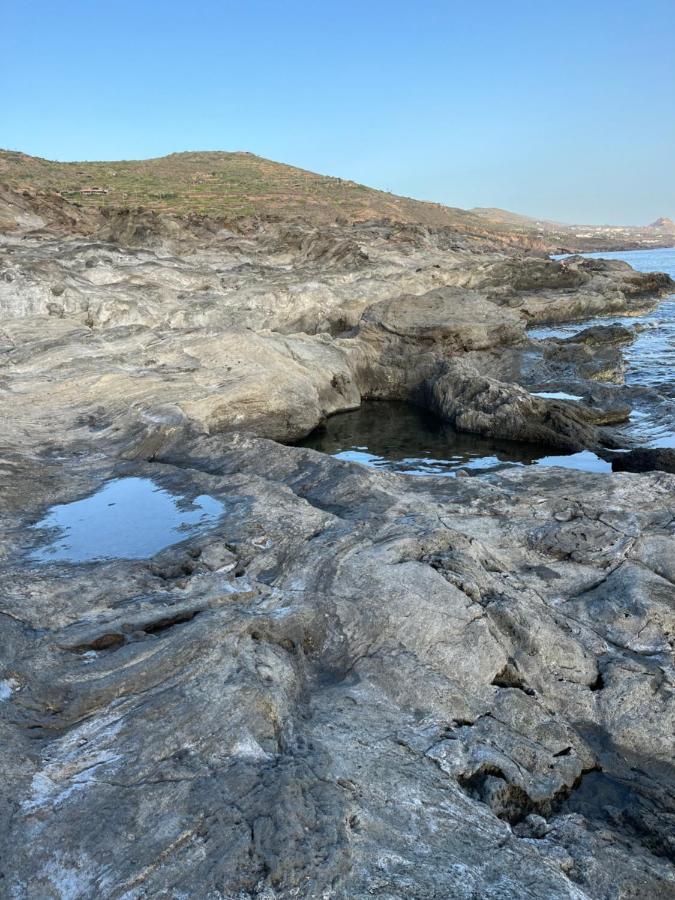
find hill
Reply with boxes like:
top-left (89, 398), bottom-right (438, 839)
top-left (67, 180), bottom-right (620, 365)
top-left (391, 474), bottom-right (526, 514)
top-left (649, 216), bottom-right (675, 232)
top-left (0, 149), bottom-right (485, 229)
top-left (1, 150), bottom-right (673, 252)
top-left (470, 207), bottom-right (564, 228)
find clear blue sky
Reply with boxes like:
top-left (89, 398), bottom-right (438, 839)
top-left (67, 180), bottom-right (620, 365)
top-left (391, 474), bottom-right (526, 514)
top-left (3, 0), bottom-right (674, 224)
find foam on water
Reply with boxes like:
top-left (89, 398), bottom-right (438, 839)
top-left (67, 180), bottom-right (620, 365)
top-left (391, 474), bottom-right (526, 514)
top-left (531, 391), bottom-right (583, 401)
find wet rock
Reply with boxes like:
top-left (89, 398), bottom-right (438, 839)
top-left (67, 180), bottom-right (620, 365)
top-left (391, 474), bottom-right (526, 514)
top-left (612, 447), bottom-right (675, 474)
top-left (556, 323), bottom-right (635, 346)
top-left (543, 338), bottom-right (627, 384)
top-left (423, 359), bottom-right (604, 451)
top-left (585, 404), bottom-right (631, 425)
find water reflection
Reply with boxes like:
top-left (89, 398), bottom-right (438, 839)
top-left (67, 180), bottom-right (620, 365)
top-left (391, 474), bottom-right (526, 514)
top-left (29, 477), bottom-right (224, 563)
top-left (299, 402), bottom-right (610, 476)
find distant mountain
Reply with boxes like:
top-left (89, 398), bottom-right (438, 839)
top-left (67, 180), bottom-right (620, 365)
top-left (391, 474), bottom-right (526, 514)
top-left (649, 217), bottom-right (675, 231)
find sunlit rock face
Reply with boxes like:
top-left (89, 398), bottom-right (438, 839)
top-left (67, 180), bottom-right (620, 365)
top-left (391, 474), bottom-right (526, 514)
top-left (0, 204), bottom-right (674, 898)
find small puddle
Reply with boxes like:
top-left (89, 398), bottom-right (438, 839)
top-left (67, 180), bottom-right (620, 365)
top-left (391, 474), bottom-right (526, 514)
top-left (28, 477), bottom-right (224, 563)
top-left (298, 402), bottom-right (611, 476)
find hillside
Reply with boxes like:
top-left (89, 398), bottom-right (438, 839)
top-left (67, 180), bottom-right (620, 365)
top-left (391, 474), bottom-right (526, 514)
top-left (470, 207), bottom-right (563, 228)
top-left (0, 149), bottom-right (485, 228)
top-left (1, 150), bottom-right (673, 252)
top-left (470, 205), bottom-right (675, 250)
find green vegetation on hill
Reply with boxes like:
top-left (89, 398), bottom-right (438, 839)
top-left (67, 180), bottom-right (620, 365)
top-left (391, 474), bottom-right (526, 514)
top-left (3, 150), bottom-right (671, 253)
top-left (0, 149), bottom-right (479, 227)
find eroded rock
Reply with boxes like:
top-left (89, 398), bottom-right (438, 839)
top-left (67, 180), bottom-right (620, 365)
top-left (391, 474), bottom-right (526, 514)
top-left (0, 212), bottom-right (673, 898)
top-left (423, 359), bottom-right (605, 451)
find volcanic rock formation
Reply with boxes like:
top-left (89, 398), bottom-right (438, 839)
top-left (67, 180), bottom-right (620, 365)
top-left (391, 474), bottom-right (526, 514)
top-left (0, 191), bottom-right (673, 898)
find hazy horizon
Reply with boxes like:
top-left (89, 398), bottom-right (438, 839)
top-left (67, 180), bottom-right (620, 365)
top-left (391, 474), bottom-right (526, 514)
top-left (4, 0), bottom-right (674, 226)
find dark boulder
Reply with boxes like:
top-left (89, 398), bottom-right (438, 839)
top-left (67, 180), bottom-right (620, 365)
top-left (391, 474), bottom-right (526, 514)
top-left (612, 448), bottom-right (675, 474)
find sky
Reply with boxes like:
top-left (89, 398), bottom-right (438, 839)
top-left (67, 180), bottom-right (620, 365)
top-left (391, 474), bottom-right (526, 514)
top-left (3, 0), bottom-right (674, 225)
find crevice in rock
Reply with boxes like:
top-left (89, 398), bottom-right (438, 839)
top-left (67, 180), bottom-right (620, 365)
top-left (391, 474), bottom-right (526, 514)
top-left (71, 632), bottom-right (125, 652)
top-left (491, 661), bottom-right (536, 696)
top-left (141, 609), bottom-right (201, 635)
top-left (588, 670), bottom-right (605, 692)
top-left (68, 609), bottom-right (202, 653)
top-left (458, 756), bottom-right (610, 828)
top-left (458, 765), bottom-right (535, 825)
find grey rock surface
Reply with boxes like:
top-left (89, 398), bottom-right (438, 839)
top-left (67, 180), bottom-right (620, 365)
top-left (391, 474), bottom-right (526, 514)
top-left (422, 358), bottom-right (607, 451)
top-left (2, 438), bottom-right (674, 899)
top-left (0, 211), bottom-right (673, 898)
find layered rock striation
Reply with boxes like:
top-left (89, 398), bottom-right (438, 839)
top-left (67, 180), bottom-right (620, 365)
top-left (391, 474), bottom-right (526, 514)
top-left (0, 198), bottom-right (673, 898)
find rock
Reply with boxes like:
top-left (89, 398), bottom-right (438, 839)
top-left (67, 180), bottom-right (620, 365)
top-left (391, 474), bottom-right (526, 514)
top-left (1, 439), bottom-right (673, 898)
top-left (476, 256), bottom-right (590, 293)
top-left (556, 323), bottom-right (636, 346)
top-left (510, 255), bottom-right (674, 324)
top-left (585, 405), bottom-right (631, 425)
top-left (543, 338), bottom-right (627, 383)
top-left (612, 448), bottom-right (675, 474)
top-left (422, 359), bottom-right (604, 450)
top-left (1, 209), bottom-right (674, 898)
top-left (515, 814), bottom-right (551, 839)
top-left (359, 285), bottom-right (524, 350)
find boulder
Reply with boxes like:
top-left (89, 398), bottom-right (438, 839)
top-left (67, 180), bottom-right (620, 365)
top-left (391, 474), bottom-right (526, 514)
top-left (423, 360), bottom-right (604, 450)
top-left (359, 285), bottom-right (525, 350)
top-left (612, 447), bottom-right (675, 474)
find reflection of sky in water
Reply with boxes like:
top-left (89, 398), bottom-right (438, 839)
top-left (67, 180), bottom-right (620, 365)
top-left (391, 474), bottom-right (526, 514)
top-left (333, 447), bottom-right (610, 477)
top-left (29, 477), bottom-right (224, 563)
top-left (302, 402), bottom-right (612, 477)
top-left (531, 391), bottom-right (582, 401)
top-left (534, 450), bottom-right (610, 473)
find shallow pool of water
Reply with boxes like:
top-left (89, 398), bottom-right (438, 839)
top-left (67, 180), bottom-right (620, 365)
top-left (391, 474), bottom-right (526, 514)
top-left (29, 477), bottom-right (224, 563)
top-left (299, 402), bottom-right (611, 476)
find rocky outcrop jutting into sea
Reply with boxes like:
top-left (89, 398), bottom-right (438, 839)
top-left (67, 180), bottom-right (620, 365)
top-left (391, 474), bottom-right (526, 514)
top-left (0, 192), bottom-right (673, 898)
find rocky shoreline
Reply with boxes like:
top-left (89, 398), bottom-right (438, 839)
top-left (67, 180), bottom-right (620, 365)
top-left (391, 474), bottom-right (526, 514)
top-left (1, 197), bottom-right (674, 898)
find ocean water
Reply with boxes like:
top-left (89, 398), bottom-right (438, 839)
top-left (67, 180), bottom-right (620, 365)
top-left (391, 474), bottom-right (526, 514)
top-left (530, 247), bottom-right (675, 447)
top-left (531, 248), bottom-right (675, 393)
top-left (301, 247), bottom-right (675, 475)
